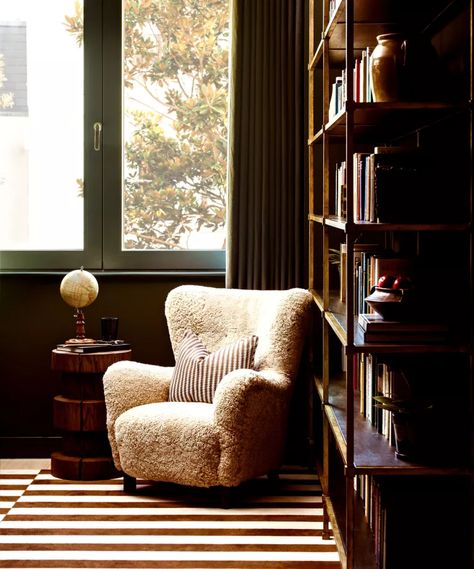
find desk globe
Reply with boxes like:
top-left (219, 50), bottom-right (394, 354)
top-left (60, 267), bottom-right (99, 343)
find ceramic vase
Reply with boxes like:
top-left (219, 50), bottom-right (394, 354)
top-left (370, 33), bottom-right (406, 102)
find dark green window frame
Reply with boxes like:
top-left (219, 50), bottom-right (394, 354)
top-left (0, 0), bottom-right (225, 272)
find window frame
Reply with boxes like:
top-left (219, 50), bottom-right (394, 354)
top-left (0, 0), bottom-right (226, 273)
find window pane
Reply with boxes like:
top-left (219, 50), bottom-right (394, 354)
top-left (0, 0), bottom-right (83, 251)
top-left (122, 0), bottom-right (229, 251)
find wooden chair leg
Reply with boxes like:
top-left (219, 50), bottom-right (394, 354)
top-left (123, 473), bottom-right (136, 493)
top-left (267, 470), bottom-right (280, 482)
top-left (219, 486), bottom-right (235, 509)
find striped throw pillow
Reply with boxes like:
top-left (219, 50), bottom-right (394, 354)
top-left (169, 330), bottom-right (258, 403)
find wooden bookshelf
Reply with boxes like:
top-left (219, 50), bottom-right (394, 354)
top-left (312, 291), bottom-right (468, 353)
top-left (325, 102), bottom-right (461, 139)
top-left (317, 375), bottom-right (470, 475)
top-left (307, 1), bottom-right (473, 567)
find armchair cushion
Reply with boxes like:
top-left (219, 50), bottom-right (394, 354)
top-left (115, 401), bottom-right (220, 487)
top-left (169, 330), bottom-right (258, 403)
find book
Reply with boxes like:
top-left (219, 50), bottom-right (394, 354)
top-left (372, 150), bottom-right (431, 223)
top-left (353, 152), bottom-right (371, 221)
top-left (358, 313), bottom-right (448, 333)
top-left (353, 57), bottom-right (360, 101)
top-left (360, 50), bottom-right (366, 102)
top-left (329, 76), bottom-right (343, 119)
top-left (334, 161), bottom-right (347, 218)
top-left (353, 243), bottom-right (383, 314)
top-left (361, 330), bottom-right (447, 343)
top-left (365, 46), bottom-right (373, 102)
top-left (358, 313), bottom-right (449, 342)
top-left (56, 342), bottom-right (131, 353)
top-left (353, 146), bottom-right (441, 224)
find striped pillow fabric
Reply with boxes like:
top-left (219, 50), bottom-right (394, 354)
top-left (169, 330), bottom-right (258, 403)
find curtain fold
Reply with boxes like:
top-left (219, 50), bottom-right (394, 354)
top-left (227, 0), bottom-right (306, 290)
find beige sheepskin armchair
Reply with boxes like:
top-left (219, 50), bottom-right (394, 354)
top-left (103, 285), bottom-right (313, 492)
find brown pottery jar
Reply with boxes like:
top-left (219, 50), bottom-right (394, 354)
top-left (370, 32), bottom-right (441, 102)
top-left (370, 33), bottom-right (406, 102)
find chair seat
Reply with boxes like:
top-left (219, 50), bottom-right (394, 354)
top-left (115, 401), bottom-right (221, 487)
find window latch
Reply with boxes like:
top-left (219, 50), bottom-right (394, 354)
top-left (93, 122), bottom-right (102, 151)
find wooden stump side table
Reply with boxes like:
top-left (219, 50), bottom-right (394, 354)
top-left (51, 349), bottom-right (132, 480)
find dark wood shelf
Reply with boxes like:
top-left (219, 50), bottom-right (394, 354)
top-left (325, 107), bottom-right (346, 135)
top-left (353, 324), bottom-right (469, 353)
top-left (324, 0), bottom-right (465, 64)
top-left (308, 125), bottom-right (324, 144)
top-left (323, 442), bottom-right (379, 569)
top-left (316, 375), bottom-right (470, 475)
top-left (325, 102), bottom-right (462, 141)
top-left (322, 293), bottom-right (468, 353)
top-left (325, 492), bottom-right (378, 569)
top-left (308, 39), bottom-right (324, 70)
top-left (324, 0), bottom-right (344, 43)
top-left (352, 221), bottom-right (471, 232)
top-left (320, 217), bottom-right (470, 232)
top-left (324, 494), bottom-right (348, 569)
top-left (309, 288), bottom-right (324, 312)
top-left (325, 310), bottom-right (348, 346)
top-left (308, 213), bottom-right (324, 224)
top-left (326, 215), bottom-right (347, 230)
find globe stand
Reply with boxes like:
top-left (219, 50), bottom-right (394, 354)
top-left (60, 268), bottom-right (99, 345)
top-left (64, 309), bottom-right (97, 345)
top-left (74, 308), bottom-right (86, 340)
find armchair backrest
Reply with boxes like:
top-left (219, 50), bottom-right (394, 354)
top-left (165, 285), bottom-right (313, 378)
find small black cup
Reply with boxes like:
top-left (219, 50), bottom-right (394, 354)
top-left (101, 317), bottom-right (119, 341)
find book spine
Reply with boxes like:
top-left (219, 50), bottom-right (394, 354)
top-left (359, 155), bottom-right (365, 220)
top-left (366, 354), bottom-right (373, 424)
top-left (341, 69), bottom-right (346, 109)
top-left (353, 153), bottom-right (360, 221)
top-left (365, 46), bottom-right (372, 102)
top-left (341, 161), bottom-right (347, 218)
top-left (364, 155), bottom-right (370, 221)
top-left (360, 50), bottom-right (366, 102)
top-left (368, 153), bottom-right (375, 222)
top-left (354, 58), bottom-right (360, 102)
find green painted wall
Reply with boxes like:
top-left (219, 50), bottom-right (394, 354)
top-left (0, 273), bottom-right (224, 457)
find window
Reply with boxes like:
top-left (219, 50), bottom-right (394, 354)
top-left (0, 1), bottom-right (86, 260)
top-left (0, 0), bottom-right (229, 271)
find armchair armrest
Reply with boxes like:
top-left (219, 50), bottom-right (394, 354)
top-left (213, 369), bottom-right (292, 486)
top-left (103, 361), bottom-right (174, 470)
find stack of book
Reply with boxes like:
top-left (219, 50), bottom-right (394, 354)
top-left (358, 313), bottom-right (448, 343)
top-left (355, 476), bottom-right (464, 569)
top-left (328, 72), bottom-right (346, 119)
top-left (353, 243), bottom-right (383, 314)
top-left (356, 353), bottom-right (394, 439)
top-left (353, 47), bottom-right (373, 103)
top-left (353, 146), bottom-right (432, 223)
top-left (56, 341), bottom-right (131, 353)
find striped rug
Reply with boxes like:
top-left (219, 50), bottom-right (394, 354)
top-left (0, 465), bottom-right (340, 568)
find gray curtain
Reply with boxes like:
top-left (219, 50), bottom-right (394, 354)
top-left (226, 0), bottom-right (306, 290)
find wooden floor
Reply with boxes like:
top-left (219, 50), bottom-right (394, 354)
top-left (0, 460), bottom-right (340, 568)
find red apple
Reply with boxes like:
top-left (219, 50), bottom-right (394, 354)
top-left (392, 275), bottom-right (412, 289)
top-left (377, 274), bottom-right (395, 288)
